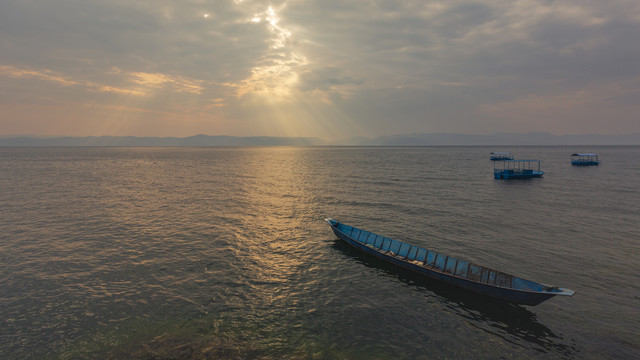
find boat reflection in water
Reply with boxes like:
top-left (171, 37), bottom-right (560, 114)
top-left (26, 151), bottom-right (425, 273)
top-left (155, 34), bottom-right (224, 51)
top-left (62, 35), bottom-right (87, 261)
top-left (330, 239), bottom-right (577, 358)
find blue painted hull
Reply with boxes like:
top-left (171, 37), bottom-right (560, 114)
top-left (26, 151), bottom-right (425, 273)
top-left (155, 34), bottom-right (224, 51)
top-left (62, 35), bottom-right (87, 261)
top-left (325, 219), bottom-right (574, 306)
top-left (494, 159), bottom-right (544, 180)
top-left (494, 171), bottom-right (544, 179)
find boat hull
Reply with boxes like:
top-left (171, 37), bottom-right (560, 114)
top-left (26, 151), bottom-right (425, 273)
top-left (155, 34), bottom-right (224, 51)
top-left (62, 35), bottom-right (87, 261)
top-left (494, 171), bottom-right (544, 179)
top-left (326, 219), bottom-right (573, 306)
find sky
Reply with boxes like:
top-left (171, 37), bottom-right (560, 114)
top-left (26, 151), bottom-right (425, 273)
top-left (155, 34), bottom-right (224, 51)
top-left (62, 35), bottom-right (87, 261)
top-left (1, 0), bottom-right (639, 140)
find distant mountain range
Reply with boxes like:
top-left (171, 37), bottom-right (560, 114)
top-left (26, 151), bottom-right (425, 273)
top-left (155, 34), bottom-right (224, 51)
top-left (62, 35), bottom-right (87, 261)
top-left (0, 134), bottom-right (325, 147)
top-left (1, 132), bottom-right (639, 146)
top-left (333, 132), bottom-right (640, 146)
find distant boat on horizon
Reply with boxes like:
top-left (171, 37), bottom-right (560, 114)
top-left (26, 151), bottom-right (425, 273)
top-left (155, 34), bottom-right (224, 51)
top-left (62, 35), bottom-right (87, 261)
top-left (571, 153), bottom-right (600, 166)
top-left (490, 152), bottom-right (514, 160)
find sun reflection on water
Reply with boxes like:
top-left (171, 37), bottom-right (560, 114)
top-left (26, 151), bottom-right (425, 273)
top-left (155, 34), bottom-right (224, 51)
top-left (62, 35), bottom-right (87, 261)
top-left (231, 148), bottom-right (315, 291)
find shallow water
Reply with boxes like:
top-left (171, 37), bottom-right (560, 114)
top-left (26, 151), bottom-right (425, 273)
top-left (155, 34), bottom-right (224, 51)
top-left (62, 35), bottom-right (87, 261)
top-left (1, 146), bottom-right (638, 359)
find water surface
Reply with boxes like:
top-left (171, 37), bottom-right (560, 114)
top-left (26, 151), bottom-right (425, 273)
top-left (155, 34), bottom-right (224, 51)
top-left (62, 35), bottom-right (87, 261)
top-left (1, 146), bottom-right (638, 359)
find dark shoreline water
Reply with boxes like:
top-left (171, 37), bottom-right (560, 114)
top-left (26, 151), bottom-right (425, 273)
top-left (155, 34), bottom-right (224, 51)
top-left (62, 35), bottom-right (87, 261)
top-left (1, 146), bottom-right (638, 359)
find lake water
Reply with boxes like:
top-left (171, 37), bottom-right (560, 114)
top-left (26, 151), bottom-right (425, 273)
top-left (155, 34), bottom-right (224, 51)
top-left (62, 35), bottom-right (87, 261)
top-left (1, 146), bottom-right (638, 359)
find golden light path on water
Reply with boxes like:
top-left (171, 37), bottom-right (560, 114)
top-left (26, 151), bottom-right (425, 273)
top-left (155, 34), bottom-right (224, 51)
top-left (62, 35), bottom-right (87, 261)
top-left (232, 148), bottom-right (316, 311)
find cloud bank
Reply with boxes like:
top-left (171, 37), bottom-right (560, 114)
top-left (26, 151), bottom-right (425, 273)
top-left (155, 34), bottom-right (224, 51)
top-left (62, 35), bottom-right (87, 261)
top-left (1, 0), bottom-right (639, 138)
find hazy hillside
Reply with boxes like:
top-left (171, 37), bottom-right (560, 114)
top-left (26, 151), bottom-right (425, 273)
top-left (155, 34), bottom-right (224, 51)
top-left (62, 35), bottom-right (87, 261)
top-left (2, 132), bottom-right (639, 146)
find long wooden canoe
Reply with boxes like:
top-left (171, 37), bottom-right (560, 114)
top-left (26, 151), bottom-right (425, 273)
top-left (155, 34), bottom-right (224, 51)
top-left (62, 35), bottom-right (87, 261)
top-left (325, 218), bottom-right (575, 306)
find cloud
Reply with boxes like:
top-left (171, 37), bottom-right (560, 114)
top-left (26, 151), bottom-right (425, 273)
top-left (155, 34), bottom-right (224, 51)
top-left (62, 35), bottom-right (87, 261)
top-left (478, 76), bottom-right (640, 133)
top-left (129, 72), bottom-right (204, 94)
top-left (0, 65), bottom-right (79, 87)
top-left (0, 65), bottom-right (204, 97)
top-left (480, 76), bottom-right (640, 112)
top-left (295, 66), bottom-right (362, 102)
top-left (96, 86), bottom-right (146, 97)
top-left (1, 0), bottom-right (640, 137)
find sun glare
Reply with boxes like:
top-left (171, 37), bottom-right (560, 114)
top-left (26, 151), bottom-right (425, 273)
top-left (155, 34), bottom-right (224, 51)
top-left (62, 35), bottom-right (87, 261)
top-left (225, 4), bottom-right (363, 139)
top-left (231, 5), bottom-right (307, 103)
